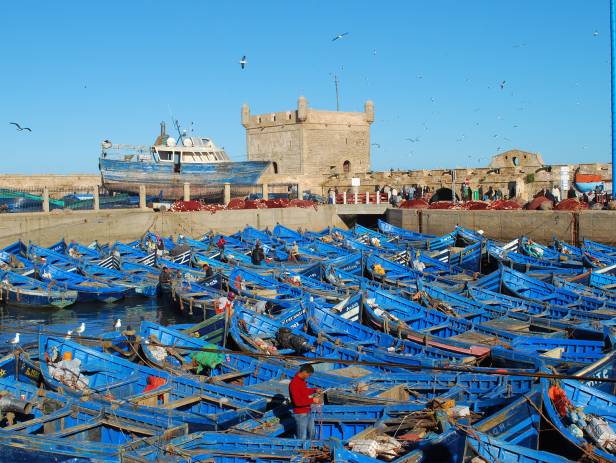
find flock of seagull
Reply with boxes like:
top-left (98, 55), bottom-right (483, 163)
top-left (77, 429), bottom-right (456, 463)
top-left (7, 319), bottom-right (121, 346)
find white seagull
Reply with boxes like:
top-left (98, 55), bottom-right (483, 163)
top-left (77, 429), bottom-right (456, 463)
top-left (76, 322), bottom-right (85, 336)
top-left (114, 319), bottom-right (122, 331)
top-left (239, 55), bottom-right (247, 69)
top-left (332, 32), bottom-right (349, 42)
top-left (8, 333), bottom-right (20, 345)
top-left (65, 330), bottom-right (73, 339)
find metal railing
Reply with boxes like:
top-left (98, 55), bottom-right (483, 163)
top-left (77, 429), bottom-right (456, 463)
top-left (0, 187), bottom-right (44, 213)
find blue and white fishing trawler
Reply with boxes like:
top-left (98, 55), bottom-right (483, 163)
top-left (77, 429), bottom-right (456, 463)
top-left (99, 121), bottom-right (270, 198)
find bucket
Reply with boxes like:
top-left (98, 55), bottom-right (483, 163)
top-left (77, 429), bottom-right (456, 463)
top-left (63, 351), bottom-right (73, 361)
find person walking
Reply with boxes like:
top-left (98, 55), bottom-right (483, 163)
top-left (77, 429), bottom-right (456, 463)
top-left (289, 364), bottom-right (322, 440)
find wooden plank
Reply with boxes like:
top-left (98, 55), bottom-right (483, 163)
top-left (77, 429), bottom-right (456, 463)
top-left (210, 370), bottom-right (252, 382)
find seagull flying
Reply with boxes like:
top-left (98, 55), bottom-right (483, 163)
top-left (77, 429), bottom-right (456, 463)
top-left (593, 30), bottom-right (599, 37)
top-left (8, 333), bottom-right (20, 345)
top-left (332, 32), bottom-right (349, 42)
top-left (239, 55), bottom-right (247, 69)
top-left (500, 80), bottom-right (506, 90)
top-left (405, 137), bottom-right (420, 143)
top-left (9, 122), bottom-right (31, 132)
top-left (371, 143), bottom-right (381, 148)
top-left (76, 322), bottom-right (85, 336)
top-left (114, 319), bottom-right (122, 331)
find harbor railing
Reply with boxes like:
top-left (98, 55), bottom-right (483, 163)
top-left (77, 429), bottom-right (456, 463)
top-left (0, 182), bottom-right (311, 213)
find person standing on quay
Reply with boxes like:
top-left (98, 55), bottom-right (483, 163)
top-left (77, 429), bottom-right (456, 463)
top-left (289, 364), bottom-right (322, 440)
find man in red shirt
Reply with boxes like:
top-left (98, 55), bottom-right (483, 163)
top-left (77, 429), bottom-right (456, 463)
top-left (288, 364), bottom-right (321, 440)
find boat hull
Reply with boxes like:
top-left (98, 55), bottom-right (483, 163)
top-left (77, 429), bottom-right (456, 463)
top-left (100, 158), bottom-right (271, 198)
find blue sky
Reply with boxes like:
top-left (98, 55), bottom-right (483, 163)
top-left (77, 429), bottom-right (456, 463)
top-left (0, 0), bottom-right (610, 173)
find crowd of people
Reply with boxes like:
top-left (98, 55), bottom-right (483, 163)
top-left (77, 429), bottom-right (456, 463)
top-left (534, 184), bottom-right (612, 209)
top-left (327, 184), bottom-right (434, 206)
top-left (327, 181), bottom-right (612, 209)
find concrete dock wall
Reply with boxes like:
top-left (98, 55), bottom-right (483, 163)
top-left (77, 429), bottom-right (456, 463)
top-left (386, 209), bottom-right (616, 245)
top-left (0, 206), bottom-right (345, 247)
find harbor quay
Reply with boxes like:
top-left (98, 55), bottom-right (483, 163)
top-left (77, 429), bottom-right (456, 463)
top-left (0, 202), bottom-right (616, 247)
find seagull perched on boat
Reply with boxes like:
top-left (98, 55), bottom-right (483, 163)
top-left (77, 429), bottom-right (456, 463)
top-left (65, 330), bottom-right (73, 339)
top-left (239, 55), bottom-right (247, 69)
top-left (7, 333), bottom-right (20, 345)
top-left (332, 32), bottom-right (349, 42)
top-left (9, 122), bottom-right (31, 132)
top-left (75, 322), bottom-right (85, 336)
top-left (114, 319), bottom-right (121, 331)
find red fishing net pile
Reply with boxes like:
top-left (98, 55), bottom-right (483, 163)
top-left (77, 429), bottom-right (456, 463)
top-left (168, 199), bottom-right (317, 213)
top-left (489, 200), bottom-right (521, 210)
top-left (464, 201), bottom-right (490, 210)
top-left (526, 196), bottom-right (553, 211)
top-left (554, 199), bottom-right (589, 211)
top-left (429, 201), bottom-right (456, 209)
top-left (399, 199), bottom-right (430, 209)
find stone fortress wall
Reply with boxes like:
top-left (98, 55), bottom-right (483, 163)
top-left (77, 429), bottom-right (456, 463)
top-left (243, 96), bottom-right (373, 191)
top-left (244, 97), bottom-right (612, 201)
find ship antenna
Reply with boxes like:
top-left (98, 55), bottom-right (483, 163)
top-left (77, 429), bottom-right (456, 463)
top-left (167, 105), bottom-right (183, 140)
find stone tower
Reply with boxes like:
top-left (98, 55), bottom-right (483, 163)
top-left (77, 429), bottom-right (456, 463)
top-left (241, 97), bottom-right (374, 182)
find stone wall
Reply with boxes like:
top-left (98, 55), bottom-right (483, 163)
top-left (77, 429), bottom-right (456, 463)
top-left (386, 208), bottom-right (615, 245)
top-left (0, 206), bottom-right (346, 248)
top-left (242, 97), bottom-right (373, 190)
top-left (0, 174), bottom-right (101, 190)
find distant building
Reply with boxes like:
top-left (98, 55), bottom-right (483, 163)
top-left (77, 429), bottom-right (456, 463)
top-left (241, 96), bottom-right (374, 181)
top-left (488, 150), bottom-right (545, 169)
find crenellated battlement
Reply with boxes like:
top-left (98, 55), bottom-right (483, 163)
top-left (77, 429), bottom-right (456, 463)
top-left (242, 96), bottom-right (374, 186)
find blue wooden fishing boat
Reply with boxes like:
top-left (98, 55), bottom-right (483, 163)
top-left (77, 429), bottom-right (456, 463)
top-left (519, 236), bottom-right (583, 268)
top-left (583, 238), bottom-right (616, 257)
top-left (231, 304), bottom-right (407, 373)
top-left (486, 241), bottom-right (582, 275)
top-left (500, 265), bottom-right (610, 313)
top-left (272, 223), bottom-right (304, 241)
top-left (38, 334), bottom-right (272, 431)
top-left (588, 271), bottom-right (616, 295)
top-left (49, 239), bottom-right (104, 261)
top-left (38, 264), bottom-right (128, 303)
top-left (0, 270), bottom-right (78, 308)
top-left (553, 276), bottom-right (616, 311)
top-left (454, 225), bottom-right (486, 245)
top-left (466, 431), bottom-right (570, 462)
top-left (553, 239), bottom-right (583, 259)
top-left (306, 295), bottom-right (477, 365)
top-left (121, 431), bottom-right (333, 462)
top-left (0, 362), bottom-right (188, 463)
top-left (582, 246), bottom-right (616, 269)
top-left (31, 243), bottom-right (159, 298)
top-left (541, 377), bottom-right (616, 462)
top-left (138, 320), bottom-right (343, 389)
top-left (467, 285), bottom-right (609, 341)
top-left (377, 219), bottom-right (437, 241)
top-left (100, 125), bottom-right (270, 198)
top-left (0, 247), bottom-right (34, 275)
top-left (444, 240), bottom-right (483, 273)
top-left (231, 403), bottom-right (426, 439)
